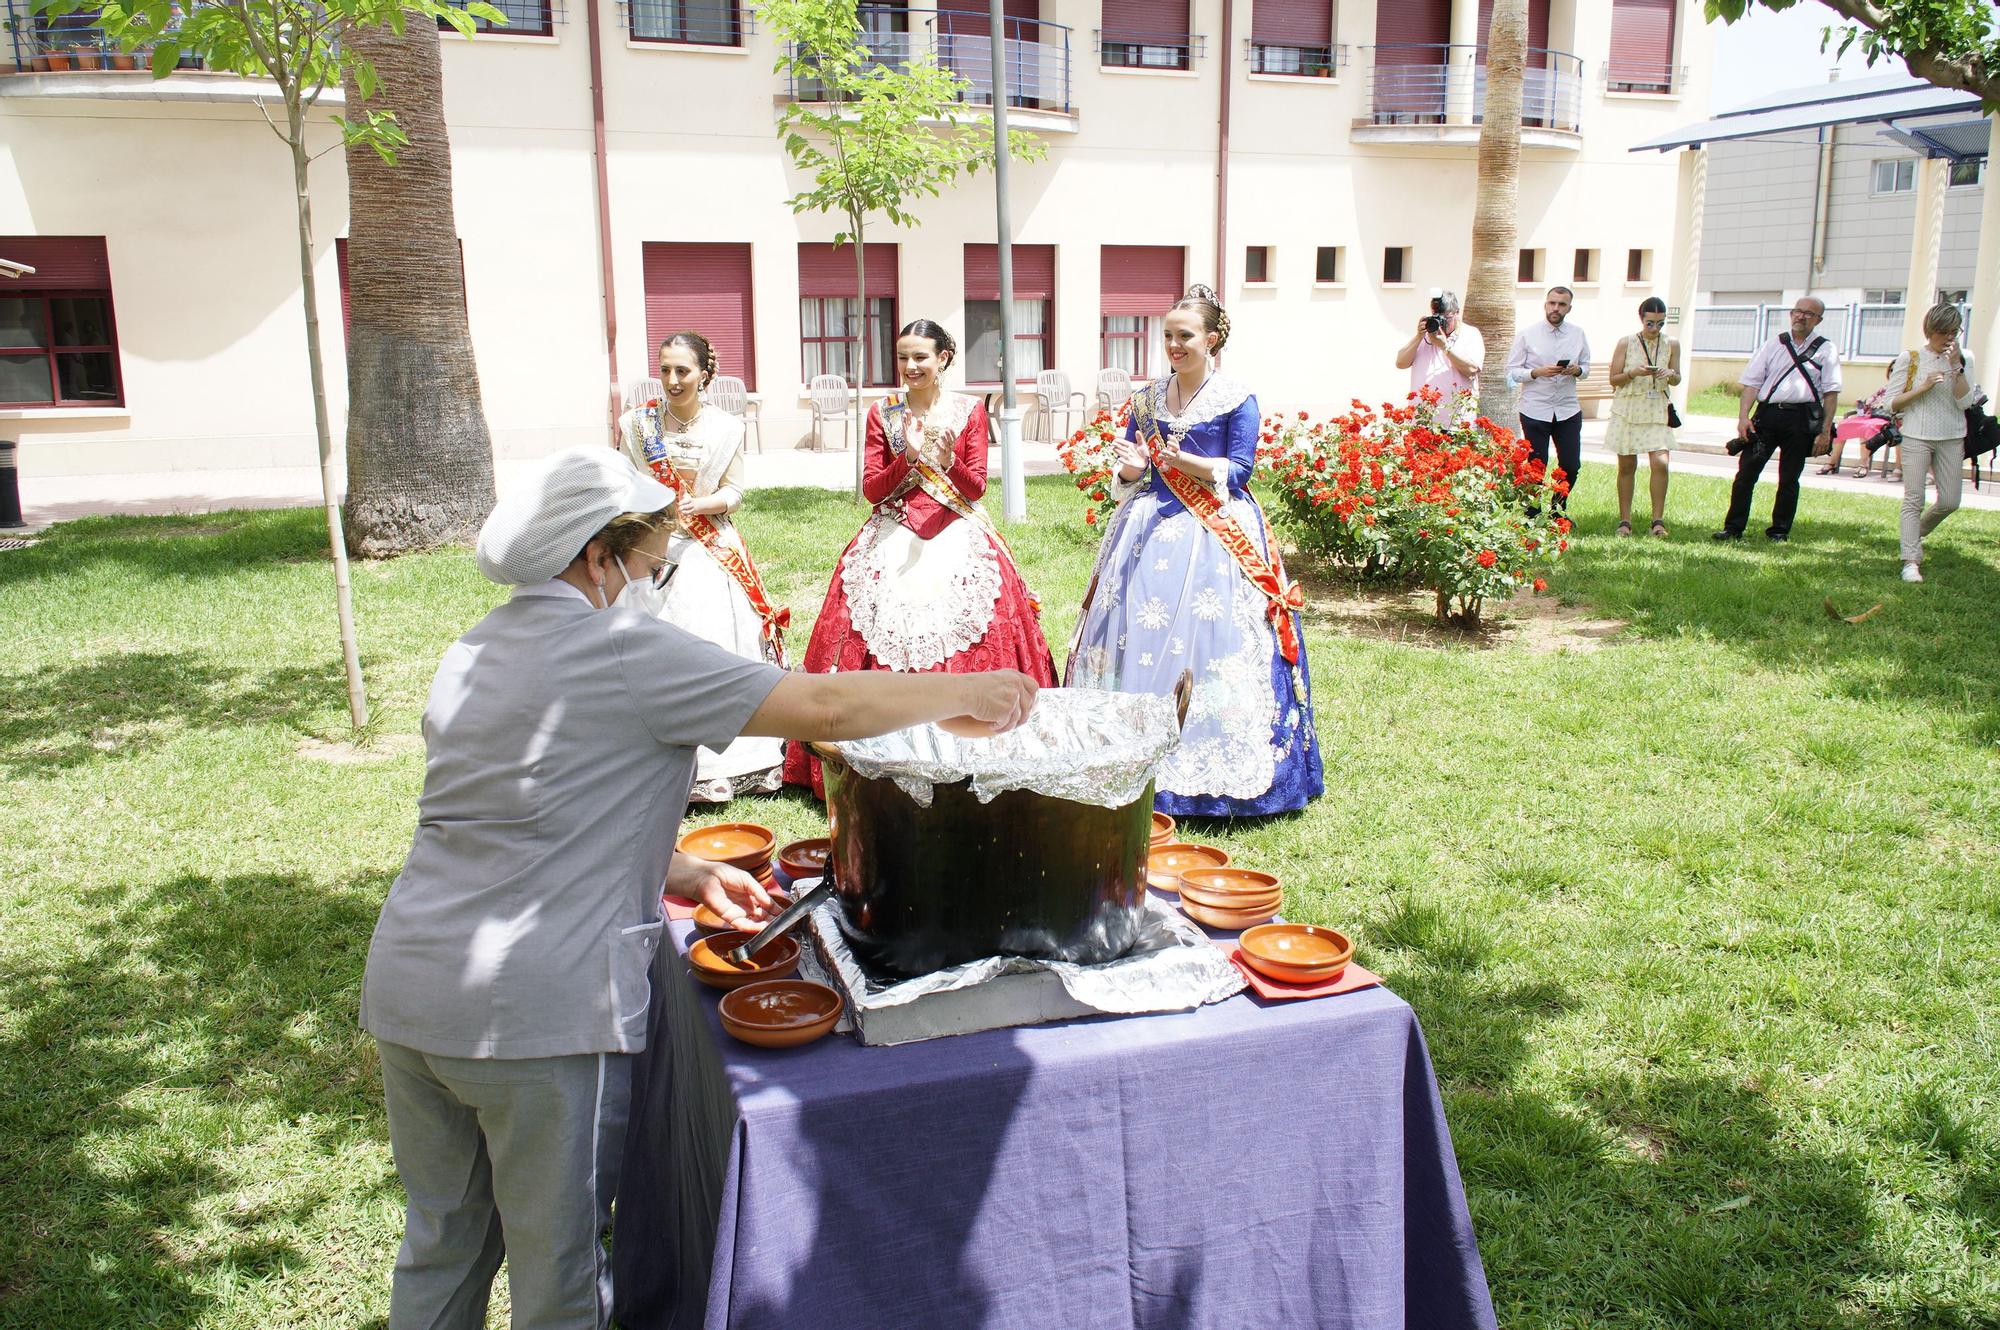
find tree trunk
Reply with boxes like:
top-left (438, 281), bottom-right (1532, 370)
top-left (340, 21), bottom-right (496, 557)
top-left (288, 101), bottom-right (369, 729)
top-left (850, 214), bottom-right (868, 501)
top-left (1465, 0), bottom-right (1526, 426)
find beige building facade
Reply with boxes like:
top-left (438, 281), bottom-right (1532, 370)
top-left (1, 0), bottom-right (1711, 480)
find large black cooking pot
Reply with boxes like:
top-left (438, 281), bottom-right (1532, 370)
top-left (812, 678), bottom-right (1189, 977)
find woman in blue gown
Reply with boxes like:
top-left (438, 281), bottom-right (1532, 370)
top-left (1065, 285), bottom-right (1322, 817)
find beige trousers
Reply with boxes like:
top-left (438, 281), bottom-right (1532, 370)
top-left (1899, 436), bottom-right (1965, 565)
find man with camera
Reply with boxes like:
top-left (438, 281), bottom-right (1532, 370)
top-left (1713, 297), bottom-right (1841, 542)
top-left (1505, 286), bottom-right (1592, 513)
top-left (1395, 289), bottom-right (1483, 423)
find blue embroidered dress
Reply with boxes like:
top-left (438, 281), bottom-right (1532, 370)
top-left (1064, 374), bottom-right (1323, 817)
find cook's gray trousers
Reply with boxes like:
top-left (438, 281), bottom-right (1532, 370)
top-left (377, 1041), bottom-right (635, 1330)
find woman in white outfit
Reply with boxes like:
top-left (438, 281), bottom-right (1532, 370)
top-left (1886, 303), bottom-right (1979, 583)
top-left (620, 331), bottom-right (789, 800)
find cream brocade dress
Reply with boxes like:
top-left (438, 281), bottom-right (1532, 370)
top-left (1605, 333), bottom-right (1677, 456)
top-left (620, 403), bottom-right (784, 803)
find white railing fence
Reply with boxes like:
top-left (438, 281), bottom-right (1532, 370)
top-left (1691, 302), bottom-right (1972, 361)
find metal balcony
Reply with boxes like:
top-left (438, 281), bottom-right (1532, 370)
top-left (2, 0), bottom-right (202, 73)
top-left (1362, 43), bottom-right (1583, 134)
top-left (787, 7), bottom-right (1073, 115)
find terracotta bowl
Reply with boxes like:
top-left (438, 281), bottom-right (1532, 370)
top-left (687, 929), bottom-right (800, 991)
top-left (1178, 866), bottom-right (1280, 897)
top-left (1177, 881), bottom-right (1282, 914)
top-left (720, 978), bottom-right (843, 1049)
top-left (1180, 897), bottom-right (1280, 931)
top-left (1146, 843), bottom-right (1231, 893)
top-left (1150, 811), bottom-right (1176, 847)
top-left (1238, 923), bottom-right (1354, 984)
top-left (777, 837), bottom-right (832, 881)
top-left (678, 822), bottom-right (777, 872)
top-left (691, 902), bottom-right (730, 933)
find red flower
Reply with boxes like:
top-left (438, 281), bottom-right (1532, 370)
top-left (1533, 578), bottom-right (1548, 592)
top-left (1084, 510), bottom-right (1098, 525)
top-left (1297, 411), bottom-right (1308, 421)
top-left (1363, 514), bottom-right (1376, 526)
top-left (1477, 549), bottom-right (1498, 568)
top-left (1558, 539), bottom-right (1569, 552)
top-left (1555, 517), bottom-right (1573, 534)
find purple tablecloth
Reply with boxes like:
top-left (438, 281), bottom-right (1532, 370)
top-left (613, 921), bottom-right (1495, 1330)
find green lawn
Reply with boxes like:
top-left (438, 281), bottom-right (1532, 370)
top-left (1686, 382), bottom-right (1743, 418)
top-left (3, 467), bottom-right (1998, 1328)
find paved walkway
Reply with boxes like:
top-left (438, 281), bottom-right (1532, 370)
top-left (11, 413), bottom-right (1997, 532)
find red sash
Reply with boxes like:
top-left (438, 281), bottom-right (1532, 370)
top-left (641, 456), bottom-right (791, 665)
top-left (1138, 422), bottom-right (1305, 664)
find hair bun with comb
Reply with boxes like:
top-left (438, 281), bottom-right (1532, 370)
top-left (1173, 284), bottom-right (1231, 352)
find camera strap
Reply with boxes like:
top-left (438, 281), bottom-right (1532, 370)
top-left (1760, 334), bottom-right (1826, 408)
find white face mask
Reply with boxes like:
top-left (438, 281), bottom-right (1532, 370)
top-left (604, 555), bottom-right (669, 617)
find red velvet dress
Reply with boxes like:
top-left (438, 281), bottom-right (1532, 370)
top-left (783, 393), bottom-right (1057, 795)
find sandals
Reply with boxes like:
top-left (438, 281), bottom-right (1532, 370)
top-left (1615, 519), bottom-right (1633, 537)
top-left (1649, 520), bottom-right (1669, 538)
top-left (1815, 464), bottom-right (1840, 475)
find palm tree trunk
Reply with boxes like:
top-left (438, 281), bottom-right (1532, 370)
top-left (339, 21), bottom-right (496, 556)
top-left (289, 98), bottom-right (369, 729)
top-left (1465, 0), bottom-right (1526, 426)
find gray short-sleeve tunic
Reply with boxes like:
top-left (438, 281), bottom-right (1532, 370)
top-left (361, 581), bottom-right (786, 1059)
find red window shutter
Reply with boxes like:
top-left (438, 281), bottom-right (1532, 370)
top-left (1251, 0), bottom-right (1329, 47)
top-left (0, 235), bottom-right (110, 290)
top-left (1100, 245), bottom-right (1184, 318)
top-left (643, 242), bottom-right (757, 391)
top-left (797, 242), bottom-right (899, 299)
top-left (964, 244), bottom-right (1055, 301)
top-left (335, 238), bottom-right (352, 344)
top-left (1102, 0), bottom-right (1187, 39)
top-left (1607, 0), bottom-right (1676, 86)
top-left (1372, 0), bottom-right (1447, 58)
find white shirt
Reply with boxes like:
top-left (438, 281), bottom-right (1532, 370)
top-left (1505, 319), bottom-right (1593, 421)
top-left (1888, 346), bottom-right (1978, 440)
top-left (1740, 332), bottom-right (1843, 406)
top-left (361, 580), bottom-right (785, 1058)
top-left (1410, 321), bottom-right (1485, 417)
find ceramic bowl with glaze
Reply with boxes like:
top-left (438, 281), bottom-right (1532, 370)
top-left (1180, 897), bottom-right (1281, 931)
top-left (776, 838), bottom-right (832, 881)
top-left (1145, 843), bottom-right (1231, 893)
top-left (677, 822), bottom-right (777, 872)
top-left (1176, 880), bottom-right (1282, 914)
top-left (1237, 923), bottom-right (1354, 984)
top-left (687, 929), bottom-right (800, 990)
top-left (720, 979), bottom-right (843, 1049)
top-left (1149, 812), bottom-right (1176, 847)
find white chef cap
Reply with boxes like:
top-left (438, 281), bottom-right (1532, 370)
top-left (475, 446), bottom-right (676, 585)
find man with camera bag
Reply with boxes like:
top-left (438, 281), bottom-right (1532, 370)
top-left (1396, 288), bottom-right (1483, 424)
top-left (1714, 297), bottom-right (1841, 542)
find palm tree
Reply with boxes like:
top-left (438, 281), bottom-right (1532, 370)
top-left (339, 20), bottom-right (496, 556)
top-left (1465, 0), bottom-right (1526, 425)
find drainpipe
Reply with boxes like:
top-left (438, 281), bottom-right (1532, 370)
top-left (585, 0), bottom-right (622, 441)
top-left (1807, 126), bottom-right (1833, 285)
top-left (1215, 0), bottom-right (1233, 313)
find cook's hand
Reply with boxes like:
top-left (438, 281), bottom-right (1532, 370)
top-left (667, 852), bottom-right (778, 929)
top-left (939, 671), bottom-right (1039, 738)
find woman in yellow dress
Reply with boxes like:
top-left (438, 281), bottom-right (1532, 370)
top-left (1605, 296), bottom-right (1680, 537)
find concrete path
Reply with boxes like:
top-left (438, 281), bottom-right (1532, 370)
top-left (12, 413), bottom-right (1997, 532)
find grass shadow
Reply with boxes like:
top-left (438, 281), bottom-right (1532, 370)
top-left (0, 508), bottom-right (334, 588)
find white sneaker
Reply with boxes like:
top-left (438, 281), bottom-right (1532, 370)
top-left (1901, 562), bottom-right (1924, 583)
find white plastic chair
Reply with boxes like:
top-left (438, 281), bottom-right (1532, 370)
top-left (707, 374), bottom-right (763, 453)
top-left (809, 373), bottom-right (853, 452)
top-left (1035, 369), bottom-right (1088, 442)
top-left (625, 378), bottom-right (664, 411)
top-left (1095, 366), bottom-right (1135, 411)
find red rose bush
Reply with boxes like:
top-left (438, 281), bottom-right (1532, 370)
top-left (1257, 389), bottom-right (1570, 625)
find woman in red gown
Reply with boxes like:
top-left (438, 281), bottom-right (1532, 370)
top-left (784, 320), bottom-right (1057, 794)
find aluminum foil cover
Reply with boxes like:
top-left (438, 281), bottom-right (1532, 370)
top-left (801, 894), bottom-right (1245, 1028)
top-left (819, 687), bottom-right (1182, 809)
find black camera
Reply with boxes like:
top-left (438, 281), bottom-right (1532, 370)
top-left (1725, 435), bottom-right (1755, 456)
top-left (1422, 296), bottom-right (1446, 336)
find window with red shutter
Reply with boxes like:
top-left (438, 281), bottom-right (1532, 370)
top-left (1250, 0), bottom-right (1335, 76)
top-left (1607, 0), bottom-right (1677, 94)
top-left (1100, 245), bottom-right (1183, 380)
top-left (797, 242), bottom-right (898, 388)
top-left (643, 242), bottom-right (758, 391)
top-left (0, 236), bottom-right (122, 409)
top-left (627, 0), bottom-right (741, 45)
top-left (964, 244), bottom-right (1055, 384)
top-left (1100, 0), bottom-right (1193, 70)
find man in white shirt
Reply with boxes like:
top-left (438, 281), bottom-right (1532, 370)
top-left (1505, 286), bottom-right (1592, 514)
top-left (1395, 288), bottom-right (1484, 422)
top-left (1714, 297), bottom-right (1842, 542)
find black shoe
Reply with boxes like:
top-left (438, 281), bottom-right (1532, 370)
top-left (1766, 531), bottom-right (1789, 542)
top-left (1711, 530), bottom-right (1743, 541)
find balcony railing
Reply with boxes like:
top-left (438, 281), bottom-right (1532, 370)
top-left (1690, 303), bottom-right (1972, 360)
top-left (1363, 43), bottom-right (1583, 134)
top-left (1247, 38), bottom-right (1345, 78)
top-left (439, 0), bottom-right (563, 36)
top-left (788, 8), bottom-right (1072, 114)
top-left (1095, 26), bottom-right (1202, 72)
top-left (1604, 61), bottom-right (1685, 96)
top-left (622, 0), bottom-right (751, 45)
top-left (3, 0), bottom-right (202, 73)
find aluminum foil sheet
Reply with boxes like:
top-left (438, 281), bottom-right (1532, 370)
top-left (817, 687), bottom-right (1182, 809)
top-left (801, 892), bottom-right (1245, 1036)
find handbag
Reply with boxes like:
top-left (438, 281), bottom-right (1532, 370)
top-left (1666, 402), bottom-right (1682, 429)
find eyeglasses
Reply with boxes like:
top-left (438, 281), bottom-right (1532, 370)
top-left (628, 548), bottom-right (672, 588)
top-left (1789, 308), bottom-right (1822, 320)
top-left (1642, 319), bottom-right (1665, 328)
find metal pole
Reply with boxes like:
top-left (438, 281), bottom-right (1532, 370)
top-left (989, 0), bottom-right (1025, 522)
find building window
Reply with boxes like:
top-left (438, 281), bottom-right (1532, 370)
top-left (1873, 159), bottom-right (1916, 195)
top-left (643, 241), bottom-right (757, 390)
top-left (1518, 248), bottom-right (1544, 284)
top-left (1245, 245), bottom-right (1273, 284)
top-left (628, 0), bottom-right (741, 44)
top-left (1383, 246), bottom-right (1410, 285)
top-left (1863, 288), bottom-right (1904, 305)
top-left (965, 300), bottom-right (1050, 383)
top-left (800, 297), bottom-right (895, 387)
top-left (1626, 248), bottom-right (1652, 283)
top-left (1572, 249), bottom-right (1597, 284)
top-left (0, 293), bottom-right (122, 408)
top-left (1249, 0), bottom-right (1335, 76)
top-left (439, 0), bottom-right (555, 36)
top-left (1315, 246), bottom-right (1344, 284)
top-left (1939, 287), bottom-right (1969, 305)
top-left (1101, 315), bottom-right (1161, 378)
top-left (1100, 243), bottom-right (1182, 378)
top-left (1605, 0), bottom-right (1679, 94)
top-left (1949, 158), bottom-right (1986, 189)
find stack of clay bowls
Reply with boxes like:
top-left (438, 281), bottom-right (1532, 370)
top-left (1146, 842), bottom-right (1230, 894)
top-left (678, 822), bottom-right (778, 894)
top-left (1150, 812), bottom-right (1176, 848)
top-left (1236, 923), bottom-right (1353, 984)
top-left (1176, 867), bottom-right (1282, 930)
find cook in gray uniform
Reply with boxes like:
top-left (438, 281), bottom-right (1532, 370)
top-left (361, 447), bottom-right (1039, 1330)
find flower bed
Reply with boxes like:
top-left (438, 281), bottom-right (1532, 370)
top-left (1257, 390), bottom-right (1571, 624)
top-left (1056, 404), bottom-right (1131, 527)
